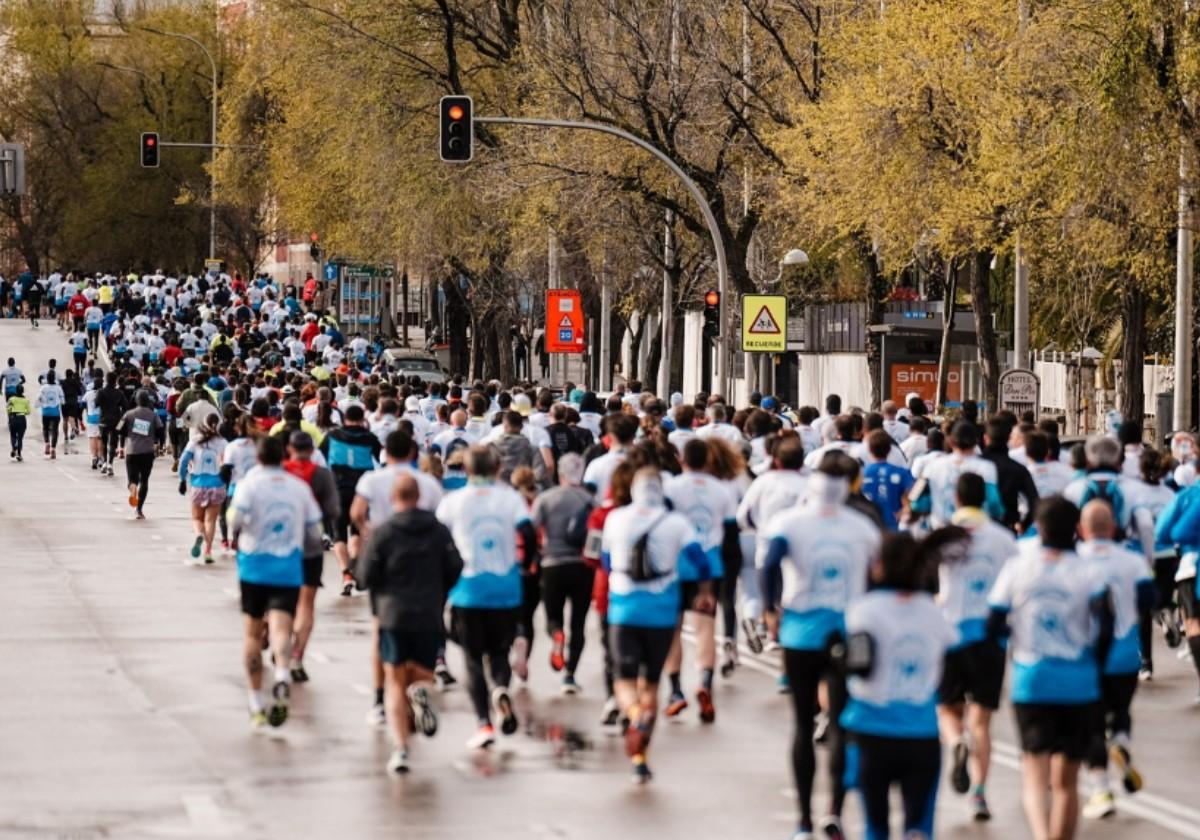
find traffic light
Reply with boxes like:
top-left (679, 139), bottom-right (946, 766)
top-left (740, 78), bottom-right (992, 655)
top-left (439, 95), bottom-right (473, 162)
top-left (309, 232), bottom-right (320, 262)
top-left (141, 132), bottom-right (159, 168)
top-left (702, 289), bottom-right (720, 338)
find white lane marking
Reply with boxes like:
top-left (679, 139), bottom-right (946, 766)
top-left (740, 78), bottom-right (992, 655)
top-left (181, 794), bottom-right (230, 835)
top-left (351, 682), bottom-right (372, 696)
top-left (53, 465), bottom-right (81, 485)
top-left (309, 650), bottom-right (332, 664)
top-left (685, 631), bottom-right (1200, 839)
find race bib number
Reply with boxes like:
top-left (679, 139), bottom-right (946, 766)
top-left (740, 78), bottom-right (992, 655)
top-left (133, 418), bottom-right (152, 436)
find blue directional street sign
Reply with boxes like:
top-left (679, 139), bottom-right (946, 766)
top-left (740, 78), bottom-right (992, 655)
top-left (323, 262), bottom-right (338, 282)
top-left (559, 329), bottom-right (573, 342)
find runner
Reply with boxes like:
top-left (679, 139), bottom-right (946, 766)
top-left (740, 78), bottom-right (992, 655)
top-left (935, 473), bottom-right (1017, 821)
top-left (987, 496), bottom-right (1113, 840)
top-left (761, 451), bottom-right (881, 840)
top-left (436, 445), bottom-right (537, 749)
top-left (227, 435), bottom-right (323, 728)
top-left (841, 530), bottom-right (957, 840)
top-left (355, 472), bottom-right (462, 773)
top-left (95, 372), bottom-right (127, 476)
top-left (282, 431), bottom-right (341, 683)
top-left (36, 370), bottom-right (64, 459)
top-left (602, 466), bottom-right (704, 783)
top-left (117, 391), bottom-right (163, 520)
top-left (179, 414), bottom-right (228, 564)
top-left (6, 384), bottom-right (30, 461)
top-left (319, 404), bottom-right (381, 596)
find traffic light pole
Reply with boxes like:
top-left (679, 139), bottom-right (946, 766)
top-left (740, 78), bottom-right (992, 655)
top-left (474, 116), bottom-right (731, 396)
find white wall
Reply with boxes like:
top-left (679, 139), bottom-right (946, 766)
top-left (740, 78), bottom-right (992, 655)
top-left (796, 353), bottom-right (872, 410)
top-left (683, 310), bottom-right (704, 398)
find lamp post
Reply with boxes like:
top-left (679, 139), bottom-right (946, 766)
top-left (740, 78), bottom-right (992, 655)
top-left (142, 27), bottom-right (218, 261)
top-left (760, 248), bottom-right (809, 395)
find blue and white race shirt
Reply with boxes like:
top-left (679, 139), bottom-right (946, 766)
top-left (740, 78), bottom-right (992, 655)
top-left (737, 469), bottom-right (808, 567)
top-left (602, 504), bottom-right (699, 628)
top-left (1077, 539), bottom-right (1152, 675)
top-left (763, 505), bottom-right (879, 651)
top-left (989, 542), bottom-right (1108, 704)
top-left (181, 437), bottom-right (227, 488)
top-left (922, 453), bottom-right (1001, 528)
top-left (229, 466), bottom-right (321, 587)
top-left (664, 471), bottom-right (736, 581)
top-left (841, 590), bottom-right (957, 738)
top-left (939, 509), bottom-right (1017, 647)
top-left (356, 463), bottom-right (443, 525)
top-left (221, 437), bottom-right (260, 499)
top-left (436, 481), bottom-right (529, 609)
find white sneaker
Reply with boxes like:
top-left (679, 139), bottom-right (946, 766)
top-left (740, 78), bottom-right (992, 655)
top-left (364, 702), bottom-right (386, 727)
top-left (510, 636), bottom-right (529, 682)
top-left (386, 749), bottom-right (409, 774)
top-left (466, 724), bottom-right (496, 750)
top-left (1082, 790), bottom-right (1116, 820)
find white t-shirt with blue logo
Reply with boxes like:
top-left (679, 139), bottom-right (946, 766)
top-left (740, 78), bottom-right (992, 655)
top-left (664, 471), bottom-right (736, 581)
top-left (1077, 539), bottom-right (1151, 675)
top-left (841, 590), bottom-right (957, 739)
top-left (938, 511), bottom-right (1017, 647)
top-left (603, 504), bottom-right (698, 628)
top-left (229, 466), bottom-right (321, 587)
top-left (988, 543), bottom-right (1108, 704)
top-left (737, 469), bottom-right (808, 566)
top-left (436, 481), bottom-right (529, 609)
top-left (763, 505), bottom-right (879, 651)
top-left (922, 453), bottom-right (1000, 528)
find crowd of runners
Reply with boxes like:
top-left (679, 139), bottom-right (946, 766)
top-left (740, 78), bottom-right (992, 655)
top-left (6, 266), bottom-right (1200, 840)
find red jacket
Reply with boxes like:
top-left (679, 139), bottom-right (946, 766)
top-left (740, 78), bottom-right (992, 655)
top-left (68, 294), bottom-right (89, 318)
top-left (300, 321), bottom-right (320, 349)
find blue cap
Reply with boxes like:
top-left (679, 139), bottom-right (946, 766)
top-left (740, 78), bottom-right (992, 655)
top-left (207, 376), bottom-right (224, 390)
top-left (762, 396), bottom-right (779, 411)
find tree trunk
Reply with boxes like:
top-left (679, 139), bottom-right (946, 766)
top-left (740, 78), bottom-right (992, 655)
top-left (442, 276), bottom-right (470, 376)
top-left (969, 249), bottom-right (1001, 411)
top-left (935, 258), bottom-right (959, 412)
top-left (645, 331), bottom-right (663, 387)
top-left (854, 232), bottom-right (887, 410)
top-left (1120, 282), bottom-right (1147, 425)
top-left (495, 309), bottom-right (515, 385)
top-left (470, 315), bottom-right (485, 380)
top-left (482, 315), bottom-right (501, 381)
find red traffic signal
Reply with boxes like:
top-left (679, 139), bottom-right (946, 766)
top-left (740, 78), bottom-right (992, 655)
top-left (704, 290), bottom-right (720, 308)
top-left (703, 290), bottom-right (721, 337)
top-left (439, 96), bottom-right (474, 163)
top-left (141, 132), bottom-right (160, 168)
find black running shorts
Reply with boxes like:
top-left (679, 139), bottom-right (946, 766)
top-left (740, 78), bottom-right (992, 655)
top-left (378, 628), bottom-right (440, 670)
top-left (302, 554), bottom-right (323, 588)
top-left (610, 624), bottom-right (676, 683)
top-left (240, 581), bottom-right (300, 619)
top-left (449, 606), bottom-right (516, 656)
top-left (1177, 577), bottom-right (1198, 621)
top-left (938, 640), bottom-right (1006, 711)
top-left (1014, 702), bottom-right (1093, 760)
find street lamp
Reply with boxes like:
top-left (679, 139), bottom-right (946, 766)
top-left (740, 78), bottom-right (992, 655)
top-left (141, 27), bottom-right (218, 261)
top-left (772, 248), bottom-right (810, 283)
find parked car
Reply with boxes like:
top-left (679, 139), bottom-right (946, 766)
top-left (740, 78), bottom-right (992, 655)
top-left (379, 348), bottom-right (448, 385)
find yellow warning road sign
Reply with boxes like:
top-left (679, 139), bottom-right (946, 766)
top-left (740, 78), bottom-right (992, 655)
top-left (741, 295), bottom-right (787, 352)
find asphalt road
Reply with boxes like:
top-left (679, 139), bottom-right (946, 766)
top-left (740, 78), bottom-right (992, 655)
top-left (2, 320), bottom-right (1199, 840)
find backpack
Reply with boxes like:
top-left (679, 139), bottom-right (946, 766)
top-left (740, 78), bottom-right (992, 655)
top-left (1079, 476), bottom-right (1127, 540)
top-left (547, 422), bottom-right (584, 463)
top-left (629, 513), bottom-right (669, 582)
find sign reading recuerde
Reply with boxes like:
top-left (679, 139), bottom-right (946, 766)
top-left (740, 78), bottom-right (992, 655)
top-left (740, 294), bottom-right (787, 352)
top-left (545, 289), bottom-right (585, 354)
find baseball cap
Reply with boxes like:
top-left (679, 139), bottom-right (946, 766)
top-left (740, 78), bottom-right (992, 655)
top-left (404, 395), bottom-right (420, 412)
top-left (336, 364), bottom-right (349, 375)
top-left (513, 393), bottom-right (532, 416)
top-left (762, 396), bottom-right (779, 411)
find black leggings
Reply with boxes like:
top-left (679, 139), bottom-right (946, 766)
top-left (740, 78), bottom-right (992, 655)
top-left (125, 452), bottom-right (155, 512)
top-left (784, 647), bottom-right (849, 828)
top-left (720, 544), bottom-right (743, 642)
top-left (516, 570), bottom-right (541, 650)
top-left (852, 733), bottom-right (940, 840)
top-left (541, 563), bottom-right (594, 675)
top-left (1086, 672), bottom-right (1138, 770)
top-left (42, 415), bottom-right (60, 448)
top-left (8, 415), bottom-right (25, 454)
top-left (100, 423), bottom-right (120, 464)
top-left (1139, 554), bottom-right (1180, 671)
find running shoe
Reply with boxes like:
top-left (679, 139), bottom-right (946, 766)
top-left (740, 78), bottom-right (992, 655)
top-left (720, 638), bottom-right (738, 678)
top-left (135, 511), bottom-right (145, 521)
top-left (290, 663), bottom-right (310, 684)
top-left (818, 816), bottom-right (844, 840)
top-left (365, 702), bottom-right (386, 727)
top-left (221, 539), bottom-right (230, 552)
top-left (560, 674), bottom-right (580, 695)
top-left (171, 458), bottom-right (178, 473)
top-left (631, 756), bottom-right (653, 785)
top-left (970, 791), bottom-right (992, 821)
top-left (696, 688), bottom-right (716, 723)
top-left (1139, 667), bottom-right (1153, 682)
top-left (386, 749), bottom-right (410, 775)
top-left (14, 453), bottom-right (21, 462)
top-left (434, 659), bottom-right (456, 690)
top-left (777, 674), bottom-right (791, 694)
top-left (813, 711), bottom-right (830, 744)
top-left (510, 636), bottom-right (530, 682)
top-left (340, 571), bottom-right (355, 597)
top-left (492, 687), bottom-right (518, 735)
top-left (49, 449), bottom-right (55, 460)
top-left (408, 685), bottom-right (438, 737)
top-left (1110, 743), bottom-right (1143, 793)
top-left (466, 724), bottom-right (496, 750)
top-left (549, 630), bottom-right (566, 672)
top-left (950, 740), bottom-right (971, 794)
top-left (1082, 790), bottom-right (1116, 819)
top-left (1164, 613), bottom-right (1183, 648)
top-left (600, 696), bottom-right (621, 729)
top-left (664, 691), bottom-right (688, 717)
top-left (249, 709), bottom-right (268, 729)
top-left (203, 555), bottom-right (214, 565)
top-left (790, 832), bottom-right (815, 840)
top-left (741, 617), bottom-right (765, 654)
top-left (44, 443), bottom-right (49, 457)
top-left (128, 487), bottom-right (138, 508)
top-left (267, 681), bottom-right (290, 727)
top-left (190, 537), bottom-right (202, 559)
top-left (624, 710), bottom-right (654, 757)
top-left (91, 457), bottom-right (98, 470)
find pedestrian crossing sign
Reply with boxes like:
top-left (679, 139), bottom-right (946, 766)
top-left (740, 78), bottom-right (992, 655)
top-left (741, 295), bottom-right (787, 352)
